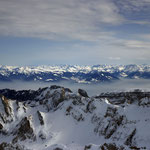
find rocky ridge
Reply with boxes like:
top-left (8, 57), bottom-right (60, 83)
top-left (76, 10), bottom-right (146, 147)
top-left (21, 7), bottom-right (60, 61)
top-left (0, 86), bottom-right (150, 149)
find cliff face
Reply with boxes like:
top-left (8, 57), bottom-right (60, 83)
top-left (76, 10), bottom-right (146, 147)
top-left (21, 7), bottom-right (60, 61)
top-left (0, 86), bottom-right (150, 150)
top-left (0, 95), bottom-right (13, 124)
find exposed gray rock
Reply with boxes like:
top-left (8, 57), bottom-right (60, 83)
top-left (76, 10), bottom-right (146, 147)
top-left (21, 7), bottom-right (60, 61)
top-left (84, 144), bottom-right (92, 150)
top-left (125, 128), bottom-right (136, 146)
top-left (37, 111), bottom-right (44, 125)
top-left (0, 142), bottom-right (28, 150)
top-left (0, 95), bottom-right (12, 117)
top-left (100, 143), bottom-right (124, 150)
top-left (53, 148), bottom-right (63, 150)
top-left (78, 89), bottom-right (89, 97)
top-left (0, 123), bottom-right (3, 130)
top-left (12, 116), bottom-right (36, 143)
top-left (51, 88), bottom-right (66, 107)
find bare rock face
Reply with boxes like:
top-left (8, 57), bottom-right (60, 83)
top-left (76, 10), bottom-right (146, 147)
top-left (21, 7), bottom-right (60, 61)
top-left (50, 85), bottom-right (62, 90)
top-left (0, 95), bottom-right (12, 117)
top-left (53, 148), bottom-right (63, 150)
top-left (125, 129), bottom-right (136, 146)
top-left (100, 143), bottom-right (124, 150)
top-left (0, 123), bottom-right (3, 130)
top-left (84, 144), bottom-right (92, 150)
top-left (39, 132), bottom-right (46, 140)
top-left (37, 111), bottom-right (44, 125)
top-left (92, 105), bottom-right (124, 140)
top-left (84, 143), bottom-right (125, 150)
top-left (78, 89), bottom-right (89, 97)
top-left (12, 116), bottom-right (36, 143)
top-left (0, 95), bottom-right (13, 124)
top-left (39, 86), bottom-right (68, 110)
top-left (139, 97), bottom-right (150, 107)
top-left (0, 142), bottom-right (27, 150)
top-left (51, 88), bottom-right (66, 107)
top-left (0, 122), bottom-right (6, 135)
top-left (50, 85), bottom-right (72, 93)
top-left (85, 99), bottom-right (96, 113)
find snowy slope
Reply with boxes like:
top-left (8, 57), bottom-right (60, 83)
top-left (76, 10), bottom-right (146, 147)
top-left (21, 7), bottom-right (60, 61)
top-left (0, 86), bottom-right (150, 150)
top-left (1, 64), bottom-right (150, 83)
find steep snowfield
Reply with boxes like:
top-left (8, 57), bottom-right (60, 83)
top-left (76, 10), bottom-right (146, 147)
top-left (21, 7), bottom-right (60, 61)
top-left (0, 86), bottom-right (150, 149)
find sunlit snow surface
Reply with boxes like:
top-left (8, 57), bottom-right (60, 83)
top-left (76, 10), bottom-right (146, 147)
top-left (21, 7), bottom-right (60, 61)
top-left (0, 87), bottom-right (150, 150)
top-left (1, 64), bottom-right (150, 84)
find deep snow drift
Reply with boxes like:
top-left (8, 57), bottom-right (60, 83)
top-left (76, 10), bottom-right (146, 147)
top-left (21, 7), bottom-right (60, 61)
top-left (0, 86), bottom-right (150, 150)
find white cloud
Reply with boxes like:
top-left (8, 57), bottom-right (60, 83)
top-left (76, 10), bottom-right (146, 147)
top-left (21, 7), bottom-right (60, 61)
top-left (110, 38), bottom-right (150, 50)
top-left (0, 0), bottom-right (124, 41)
top-left (116, 0), bottom-right (150, 12)
top-left (1, 0), bottom-right (150, 66)
top-left (108, 57), bottom-right (120, 60)
top-left (123, 40), bottom-right (150, 49)
top-left (139, 34), bottom-right (150, 40)
top-left (114, 0), bottom-right (150, 26)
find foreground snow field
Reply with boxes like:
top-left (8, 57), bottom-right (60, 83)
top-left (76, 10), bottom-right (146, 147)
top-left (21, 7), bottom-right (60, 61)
top-left (0, 86), bottom-right (150, 150)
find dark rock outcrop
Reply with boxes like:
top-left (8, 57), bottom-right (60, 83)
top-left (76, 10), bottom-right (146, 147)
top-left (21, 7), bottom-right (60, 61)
top-left (0, 142), bottom-right (27, 150)
top-left (125, 129), bottom-right (136, 146)
top-left (51, 88), bottom-right (66, 107)
top-left (100, 143), bottom-right (124, 150)
top-left (0, 95), bottom-right (12, 117)
top-left (12, 116), bottom-right (36, 143)
top-left (0, 123), bottom-right (3, 130)
top-left (84, 144), bottom-right (92, 150)
top-left (37, 111), bottom-right (44, 125)
top-left (53, 148), bottom-right (63, 150)
top-left (78, 89), bottom-right (89, 97)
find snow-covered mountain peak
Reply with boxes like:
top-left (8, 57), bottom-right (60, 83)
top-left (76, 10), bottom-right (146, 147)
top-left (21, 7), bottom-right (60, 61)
top-left (1, 64), bottom-right (150, 83)
top-left (0, 86), bottom-right (150, 149)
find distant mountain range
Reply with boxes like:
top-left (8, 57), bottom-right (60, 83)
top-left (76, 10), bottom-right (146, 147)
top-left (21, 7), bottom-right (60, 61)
top-left (1, 64), bottom-right (150, 83)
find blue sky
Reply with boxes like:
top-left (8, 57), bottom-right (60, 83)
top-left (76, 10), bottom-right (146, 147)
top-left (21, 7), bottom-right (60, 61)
top-left (0, 0), bottom-right (150, 66)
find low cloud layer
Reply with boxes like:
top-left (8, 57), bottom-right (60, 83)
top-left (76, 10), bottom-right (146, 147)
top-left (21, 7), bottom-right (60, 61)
top-left (1, 79), bottom-right (150, 96)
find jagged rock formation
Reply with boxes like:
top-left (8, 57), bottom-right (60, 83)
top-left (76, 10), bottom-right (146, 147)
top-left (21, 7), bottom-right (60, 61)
top-left (78, 89), bottom-right (89, 97)
top-left (12, 116), bottom-right (36, 143)
top-left (100, 143), bottom-right (125, 150)
top-left (84, 143), bottom-right (125, 150)
top-left (0, 86), bottom-right (150, 150)
top-left (0, 95), bottom-right (12, 116)
top-left (37, 111), bottom-right (44, 125)
top-left (0, 95), bottom-right (13, 124)
top-left (0, 142), bottom-right (27, 150)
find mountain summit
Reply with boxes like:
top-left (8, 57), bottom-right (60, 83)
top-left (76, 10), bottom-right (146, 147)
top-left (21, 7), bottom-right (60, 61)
top-left (0, 86), bottom-right (150, 149)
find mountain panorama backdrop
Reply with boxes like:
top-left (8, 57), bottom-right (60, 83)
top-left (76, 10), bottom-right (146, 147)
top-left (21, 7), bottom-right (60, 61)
top-left (0, 64), bottom-right (150, 150)
top-left (1, 64), bottom-right (150, 83)
top-left (1, 0), bottom-right (150, 149)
